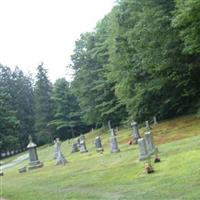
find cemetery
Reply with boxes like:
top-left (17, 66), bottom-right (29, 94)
top-left (1, 0), bottom-right (200, 199)
top-left (1, 115), bottom-right (200, 200)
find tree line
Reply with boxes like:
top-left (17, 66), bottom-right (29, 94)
top-left (1, 0), bottom-right (200, 155)
top-left (0, 64), bottom-right (90, 156)
top-left (71, 0), bottom-right (200, 124)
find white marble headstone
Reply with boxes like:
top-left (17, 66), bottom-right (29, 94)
top-left (138, 138), bottom-right (149, 161)
top-left (144, 131), bottom-right (156, 156)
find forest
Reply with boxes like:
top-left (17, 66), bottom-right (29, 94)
top-left (1, 0), bottom-right (200, 155)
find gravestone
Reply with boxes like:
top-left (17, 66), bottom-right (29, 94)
top-left (144, 131), bottom-right (156, 156)
top-left (110, 128), bottom-right (116, 137)
top-left (1, 153), bottom-right (6, 158)
top-left (131, 121), bottom-right (141, 144)
top-left (0, 171), bottom-right (3, 176)
top-left (95, 136), bottom-right (104, 152)
top-left (71, 142), bottom-right (79, 153)
top-left (80, 134), bottom-right (85, 141)
top-left (0, 162), bottom-right (3, 176)
top-left (53, 138), bottom-right (59, 159)
top-left (18, 167), bottom-right (27, 173)
top-left (6, 151), bottom-right (10, 156)
top-left (110, 136), bottom-right (120, 153)
top-left (55, 138), bottom-right (68, 165)
top-left (153, 116), bottom-right (158, 125)
top-left (76, 137), bottom-right (81, 150)
top-left (27, 135), bottom-right (43, 170)
top-left (79, 140), bottom-right (88, 153)
top-left (108, 120), bottom-right (112, 131)
top-left (145, 120), bottom-right (151, 131)
top-left (138, 138), bottom-right (149, 161)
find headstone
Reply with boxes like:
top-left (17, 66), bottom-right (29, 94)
top-left (110, 136), bottom-right (120, 153)
top-left (80, 134), bottom-right (85, 141)
top-left (95, 136), bottom-right (104, 152)
top-left (27, 135), bottom-right (43, 170)
top-left (138, 138), bottom-right (149, 161)
top-left (154, 147), bottom-right (161, 163)
top-left (55, 138), bottom-right (68, 165)
top-left (108, 120), bottom-right (112, 131)
top-left (145, 120), bottom-right (151, 130)
top-left (0, 162), bottom-right (3, 176)
top-left (1, 153), bottom-right (6, 158)
top-left (110, 128), bottom-right (116, 137)
top-left (71, 142), bottom-right (79, 153)
top-left (53, 138), bottom-right (59, 159)
top-left (131, 121), bottom-right (141, 144)
top-left (79, 140), bottom-right (88, 153)
top-left (76, 137), bottom-right (81, 150)
top-left (144, 131), bottom-right (156, 156)
top-left (18, 167), bottom-right (27, 173)
top-left (153, 116), bottom-right (158, 125)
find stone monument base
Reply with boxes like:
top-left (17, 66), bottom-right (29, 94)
top-left (18, 167), bottom-right (27, 173)
top-left (28, 162), bottom-right (43, 170)
top-left (111, 149), bottom-right (120, 153)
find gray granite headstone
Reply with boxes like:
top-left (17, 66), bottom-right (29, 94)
top-left (18, 166), bottom-right (27, 173)
top-left (76, 138), bottom-right (81, 150)
top-left (53, 139), bottom-right (59, 159)
top-left (144, 131), bottom-right (156, 156)
top-left (138, 138), bottom-right (149, 161)
top-left (80, 134), bottom-right (85, 141)
top-left (79, 140), bottom-right (88, 153)
top-left (71, 142), bottom-right (79, 153)
top-left (110, 136), bottom-right (120, 153)
top-left (0, 171), bottom-right (3, 176)
top-left (0, 162), bottom-right (3, 176)
top-left (55, 138), bottom-right (68, 165)
top-left (108, 120), bottom-right (111, 130)
top-left (95, 136), bottom-right (104, 152)
top-left (131, 121), bottom-right (141, 144)
top-left (145, 120), bottom-right (151, 130)
top-left (153, 116), bottom-right (158, 125)
top-left (27, 135), bottom-right (43, 170)
top-left (110, 128), bottom-right (116, 137)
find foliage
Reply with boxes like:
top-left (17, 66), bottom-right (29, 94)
top-left (71, 15), bottom-right (127, 127)
top-left (34, 63), bottom-right (54, 144)
top-left (48, 78), bottom-right (84, 140)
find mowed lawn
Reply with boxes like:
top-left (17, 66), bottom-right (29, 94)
top-left (2, 115), bottom-right (200, 200)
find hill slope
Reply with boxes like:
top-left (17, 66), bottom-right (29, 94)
top-left (2, 115), bottom-right (200, 200)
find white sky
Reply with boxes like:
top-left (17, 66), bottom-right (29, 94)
top-left (0, 0), bottom-right (116, 82)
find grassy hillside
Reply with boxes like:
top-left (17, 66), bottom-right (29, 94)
top-left (2, 115), bottom-right (200, 200)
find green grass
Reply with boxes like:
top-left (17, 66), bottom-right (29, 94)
top-left (2, 115), bottom-right (200, 200)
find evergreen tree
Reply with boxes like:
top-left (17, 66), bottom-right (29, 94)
top-left (48, 78), bottom-right (83, 140)
top-left (34, 63), bottom-right (53, 144)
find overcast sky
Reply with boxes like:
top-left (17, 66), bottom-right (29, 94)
top-left (0, 0), bottom-right (116, 82)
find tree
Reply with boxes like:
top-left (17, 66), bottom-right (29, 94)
top-left (10, 67), bottom-right (35, 149)
top-left (48, 78), bottom-right (83, 140)
top-left (34, 63), bottom-right (53, 144)
top-left (71, 15), bottom-right (127, 127)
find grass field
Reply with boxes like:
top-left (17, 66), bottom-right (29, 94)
top-left (1, 115), bottom-right (200, 200)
